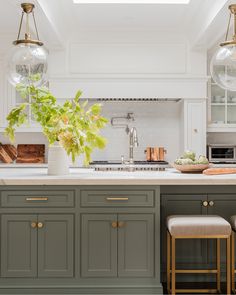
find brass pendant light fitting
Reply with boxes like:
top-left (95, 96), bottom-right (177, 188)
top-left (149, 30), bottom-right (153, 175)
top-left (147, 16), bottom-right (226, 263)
top-left (220, 4), bottom-right (236, 47)
top-left (13, 3), bottom-right (43, 46)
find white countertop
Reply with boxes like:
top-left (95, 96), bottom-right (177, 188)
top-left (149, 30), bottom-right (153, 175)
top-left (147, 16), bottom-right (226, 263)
top-left (0, 167), bottom-right (236, 185)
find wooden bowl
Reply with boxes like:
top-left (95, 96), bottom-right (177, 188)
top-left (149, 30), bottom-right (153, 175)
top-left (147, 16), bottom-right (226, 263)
top-left (173, 163), bottom-right (210, 173)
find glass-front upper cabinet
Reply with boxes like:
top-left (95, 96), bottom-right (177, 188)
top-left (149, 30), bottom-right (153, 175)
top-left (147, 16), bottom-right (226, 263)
top-left (208, 78), bottom-right (236, 132)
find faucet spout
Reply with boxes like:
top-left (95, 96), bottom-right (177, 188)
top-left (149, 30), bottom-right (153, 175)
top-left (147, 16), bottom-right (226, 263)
top-left (129, 127), bottom-right (139, 164)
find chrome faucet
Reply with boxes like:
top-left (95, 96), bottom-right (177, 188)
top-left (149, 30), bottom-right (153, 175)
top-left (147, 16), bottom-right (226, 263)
top-left (129, 127), bottom-right (139, 164)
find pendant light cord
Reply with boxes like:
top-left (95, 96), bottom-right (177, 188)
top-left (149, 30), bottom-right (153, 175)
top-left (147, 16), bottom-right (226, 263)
top-left (26, 13), bottom-right (30, 39)
top-left (225, 12), bottom-right (232, 42)
top-left (16, 11), bottom-right (24, 40)
top-left (32, 11), bottom-right (40, 41)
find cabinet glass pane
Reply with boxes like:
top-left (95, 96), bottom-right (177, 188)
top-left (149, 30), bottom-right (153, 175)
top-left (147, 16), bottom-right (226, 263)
top-left (227, 90), bottom-right (236, 103)
top-left (211, 85), bottom-right (225, 103)
top-left (227, 105), bottom-right (236, 124)
top-left (211, 105), bottom-right (225, 124)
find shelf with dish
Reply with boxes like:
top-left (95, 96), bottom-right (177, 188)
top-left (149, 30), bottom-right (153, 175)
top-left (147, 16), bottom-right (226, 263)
top-left (208, 79), bottom-right (236, 132)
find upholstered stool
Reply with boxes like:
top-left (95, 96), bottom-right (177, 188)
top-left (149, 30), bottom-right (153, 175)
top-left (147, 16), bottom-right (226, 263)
top-left (166, 215), bottom-right (231, 294)
top-left (230, 215), bottom-right (236, 292)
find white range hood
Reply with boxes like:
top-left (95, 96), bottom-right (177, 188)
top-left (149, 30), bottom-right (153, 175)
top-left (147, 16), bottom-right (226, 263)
top-left (50, 77), bottom-right (208, 100)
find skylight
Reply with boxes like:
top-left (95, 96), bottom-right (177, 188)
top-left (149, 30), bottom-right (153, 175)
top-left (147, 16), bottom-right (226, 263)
top-left (73, 0), bottom-right (190, 4)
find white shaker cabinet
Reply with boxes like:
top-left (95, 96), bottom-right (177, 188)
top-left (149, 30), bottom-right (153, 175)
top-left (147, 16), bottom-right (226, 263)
top-left (180, 100), bottom-right (207, 157)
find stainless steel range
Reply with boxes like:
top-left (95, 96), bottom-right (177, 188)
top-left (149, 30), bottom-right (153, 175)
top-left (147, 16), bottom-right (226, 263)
top-left (89, 161), bottom-right (170, 171)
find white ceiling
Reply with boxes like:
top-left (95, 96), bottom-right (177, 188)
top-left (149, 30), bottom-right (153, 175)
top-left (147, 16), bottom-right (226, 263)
top-left (0, 0), bottom-right (232, 50)
top-left (39, 0), bottom-right (201, 31)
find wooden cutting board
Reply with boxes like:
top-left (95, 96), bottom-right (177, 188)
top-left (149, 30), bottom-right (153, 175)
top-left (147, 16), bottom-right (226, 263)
top-left (16, 144), bottom-right (45, 163)
top-left (0, 145), bottom-right (13, 163)
top-left (203, 168), bottom-right (236, 175)
top-left (3, 144), bottom-right (17, 161)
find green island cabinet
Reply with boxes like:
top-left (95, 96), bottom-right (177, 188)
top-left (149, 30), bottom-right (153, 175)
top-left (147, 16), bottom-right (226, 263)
top-left (1, 184), bottom-right (236, 294)
top-left (0, 185), bottom-right (161, 295)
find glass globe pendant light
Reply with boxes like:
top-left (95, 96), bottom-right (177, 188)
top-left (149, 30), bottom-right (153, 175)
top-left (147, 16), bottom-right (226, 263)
top-left (7, 3), bottom-right (48, 87)
top-left (210, 4), bottom-right (236, 91)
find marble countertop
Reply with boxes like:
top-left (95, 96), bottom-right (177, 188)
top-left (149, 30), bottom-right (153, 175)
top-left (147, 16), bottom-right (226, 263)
top-left (0, 167), bottom-right (235, 185)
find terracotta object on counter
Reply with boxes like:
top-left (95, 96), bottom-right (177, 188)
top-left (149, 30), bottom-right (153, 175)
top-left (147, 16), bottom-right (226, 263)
top-left (203, 168), bottom-right (236, 175)
top-left (145, 146), bottom-right (166, 161)
top-left (146, 147), bottom-right (152, 161)
top-left (158, 147), bottom-right (165, 161)
top-left (16, 144), bottom-right (45, 163)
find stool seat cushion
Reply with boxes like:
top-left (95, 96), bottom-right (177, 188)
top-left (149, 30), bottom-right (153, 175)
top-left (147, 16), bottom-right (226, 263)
top-left (167, 215), bottom-right (231, 237)
top-left (230, 215), bottom-right (236, 231)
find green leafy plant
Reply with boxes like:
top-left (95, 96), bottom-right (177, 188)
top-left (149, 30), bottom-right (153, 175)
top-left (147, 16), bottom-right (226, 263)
top-left (5, 84), bottom-right (108, 164)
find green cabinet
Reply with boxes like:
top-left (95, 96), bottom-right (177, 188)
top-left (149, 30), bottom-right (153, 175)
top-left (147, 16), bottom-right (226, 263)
top-left (81, 213), bottom-right (154, 278)
top-left (81, 214), bottom-right (118, 277)
top-left (118, 214), bottom-right (154, 277)
top-left (0, 185), bottom-right (162, 294)
top-left (37, 214), bottom-right (74, 277)
top-left (1, 214), bottom-right (74, 278)
top-left (1, 214), bottom-right (38, 278)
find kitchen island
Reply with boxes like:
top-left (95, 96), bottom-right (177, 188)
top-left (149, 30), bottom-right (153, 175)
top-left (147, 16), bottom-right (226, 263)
top-left (0, 167), bottom-right (235, 294)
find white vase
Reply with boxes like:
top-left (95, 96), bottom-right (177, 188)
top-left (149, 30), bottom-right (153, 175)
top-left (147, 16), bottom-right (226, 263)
top-left (47, 142), bottom-right (69, 175)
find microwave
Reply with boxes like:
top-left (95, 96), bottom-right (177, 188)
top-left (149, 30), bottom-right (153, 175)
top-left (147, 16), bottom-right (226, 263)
top-left (208, 144), bottom-right (236, 163)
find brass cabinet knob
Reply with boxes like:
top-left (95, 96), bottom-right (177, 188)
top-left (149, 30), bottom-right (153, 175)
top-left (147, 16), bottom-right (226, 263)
top-left (37, 222), bottom-right (44, 229)
top-left (194, 129), bottom-right (198, 133)
top-left (118, 221), bottom-right (126, 228)
top-left (31, 222), bottom-right (37, 229)
top-left (111, 222), bottom-right (118, 229)
top-left (209, 201), bottom-right (214, 207)
top-left (202, 201), bottom-right (208, 207)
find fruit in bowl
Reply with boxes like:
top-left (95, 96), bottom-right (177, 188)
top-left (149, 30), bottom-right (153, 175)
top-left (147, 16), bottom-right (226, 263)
top-left (173, 151), bottom-right (209, 173)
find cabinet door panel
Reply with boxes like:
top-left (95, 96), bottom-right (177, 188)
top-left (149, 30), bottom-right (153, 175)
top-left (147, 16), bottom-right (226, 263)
top-left (38, 214), bottom-right (74, 277)
top-left (118, 214), bottom-right (154, 277)
top-left (81, 214), bottom-right (117, 277)
top-left (161, 194), bottom-right (208, 273)
top-left (1, 214), bottom-right (37, 277)
top-left (185, 101), bottom-right (206, 156)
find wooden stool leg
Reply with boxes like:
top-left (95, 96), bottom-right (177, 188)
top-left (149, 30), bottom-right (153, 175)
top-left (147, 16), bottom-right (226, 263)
top-left (227, 236), bottom-right (231, 295)
top-left (232, 231), bottom-right (235, 293)
top-left (167, 231), bottom-right (171, 294)
top-left (171, 237), bottom-right (176, 295)
top-left (217, 238), bottom-right (221, 293)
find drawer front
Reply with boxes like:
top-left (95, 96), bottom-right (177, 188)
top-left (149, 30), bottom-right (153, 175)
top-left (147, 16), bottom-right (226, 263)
top-left (81, 190), bottom-right (154, 207)
top-left (1, 190), bottom-right (75, 208)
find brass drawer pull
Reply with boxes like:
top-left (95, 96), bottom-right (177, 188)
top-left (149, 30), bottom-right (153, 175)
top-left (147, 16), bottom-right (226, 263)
top-left (26, 197), bottom-right (48, 201)
top-left (111, 222), bottom-right (118, 228)
top-left (31, 222), bottom-right (37, 229)
top-left (37, 222), bottom-right (44, 229)
top-left (202, 201), bottom-right (208, 207)
top-left (106, 197), bottom-right (129, 201)
top-left (209, 201), bottom-right (214, 207)
top-left (118, 221), bottom-right (126, 228)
